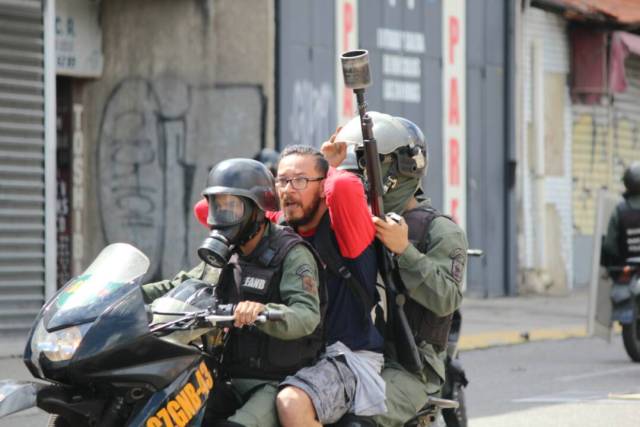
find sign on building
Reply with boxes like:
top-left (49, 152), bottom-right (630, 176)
top-left (336, 0), bottom-right (358, 125)
top-left (443, 0), bottom-right (466, 229)
top-left (56, 0), bottom-right (103, 77)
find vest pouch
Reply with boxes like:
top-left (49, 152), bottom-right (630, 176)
top-left (225, 266), bottom-right (277, 375)
top-left (266, 335), bottom-right (316, 371)
top-left (405, 298), bottom-right (452, 353)
top-left (238, 265), bottom-right (275, 299)
top-left (225, 328), bottom-right (265, 373)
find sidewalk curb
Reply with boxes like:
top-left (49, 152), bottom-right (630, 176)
top-left (459, 326), bottom-right (588, 351)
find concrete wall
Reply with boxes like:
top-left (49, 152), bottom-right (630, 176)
top-left (519, 8), bottom-right (573, 294)
top-left (74, 0), bottom-right (274, 279)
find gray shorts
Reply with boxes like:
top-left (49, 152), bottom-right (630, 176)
top-left (280, 356), bottom-right (356, 424)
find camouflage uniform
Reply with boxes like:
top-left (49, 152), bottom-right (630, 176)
top-left (142, 223), bottom-right (321, 427)
top-left (374, 199), bottom-right (467, 427)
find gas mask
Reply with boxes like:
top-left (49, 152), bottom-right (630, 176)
top-left (355, 148), bottom-right (423, 214)
top-left (197, 195), bottom-right (263, 267)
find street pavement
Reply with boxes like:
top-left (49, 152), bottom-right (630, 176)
top-left (459, 288), bottom-right (591, 351)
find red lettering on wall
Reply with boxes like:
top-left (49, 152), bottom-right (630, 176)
top-left (449, 16), bottom-right (459, 65)
top-left (343, 3), bottom-right (353, 50)
top-left (342, 2), bottom-right (354, 117)
top-left (343, 90), bottom-right (353, 116)
top-left (449, 138), bottom-right (459, 186)
top-left (449, 78), bottom-right (459, 125)
top-left (451, 199), bottom-right (459, 224)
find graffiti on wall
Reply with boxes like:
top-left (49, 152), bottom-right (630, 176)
top-left (572, 110), bottom-right (640, 235)
top-left (98, 78), bottom-right (265, 278)
top-left (288, 79), bottom-right (333, 147)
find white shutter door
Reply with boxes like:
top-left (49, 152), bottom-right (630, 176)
top-left (0, 0), bottom-right (46, 335)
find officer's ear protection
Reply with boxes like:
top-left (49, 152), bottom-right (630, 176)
top-left (396, 145), bottom-right (425, 178)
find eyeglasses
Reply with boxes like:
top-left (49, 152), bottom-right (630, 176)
top-left (275, 176), bottom-right (324, 190)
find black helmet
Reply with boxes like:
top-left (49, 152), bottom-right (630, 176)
top-left (202, 158), bottom-right (279, 214)
top-left (335, 111), bottom-right (428, 178)
top-left (623, 162), bottom-right (640, 196)
top-left (198, 159), bottom-right (278, 267)
top-left (253, 148), bottom-right (280, 176)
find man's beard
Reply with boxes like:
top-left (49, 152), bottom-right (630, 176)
top-left (285, 194), bottom-right (323, 228)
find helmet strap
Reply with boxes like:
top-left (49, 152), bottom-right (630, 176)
top-left (382, 162), bottom-right (400, 195)
top-left (383, 175), bottom-right (398, 194)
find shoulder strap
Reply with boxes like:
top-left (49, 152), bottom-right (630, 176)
top-left (314, 212), bottom-right (375, 321)
top-left (403, 206), bottom-right (450, 253)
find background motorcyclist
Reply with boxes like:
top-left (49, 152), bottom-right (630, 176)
top-left (326, 112), bottom-right (468, 427)
top-left (602, 162), bottom-right (640, 277)
top-left (143, 158), bottom-right (325, 427)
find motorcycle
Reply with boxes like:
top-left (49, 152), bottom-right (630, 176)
top-left (0, 242), bottom-right (460, 427)
top-left (609, 257), bottom-right (640, 362)
top-left (0, 243), bottom-right (282, 426)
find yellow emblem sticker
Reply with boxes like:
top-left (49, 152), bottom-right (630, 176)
top-left (145, 361), bottom-right (214, 427)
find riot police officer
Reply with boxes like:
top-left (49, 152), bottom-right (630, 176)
top-left (327, 112), bottom-right (468, 427)
top-left (143, 158), bottom-right (325, 427)
top-left (602, 162), bottom-right (640, 273)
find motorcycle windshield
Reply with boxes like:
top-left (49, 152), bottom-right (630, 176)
top-left (44, 243), bottom-right (150, 331)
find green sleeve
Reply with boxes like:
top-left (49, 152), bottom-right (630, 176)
top-left (602, 211), bottom-right (620, 265)
top-left (258, 244), bottom-right (321, 340)
top-left (396, 217), bottom-right (467, 316)
top-left (141, 262), bottom-right (221, 303)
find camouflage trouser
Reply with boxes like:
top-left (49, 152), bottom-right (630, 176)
top-left (206, 378), bottom-right (279, 427)
top-left (371, 360), bottom-right (442, 427)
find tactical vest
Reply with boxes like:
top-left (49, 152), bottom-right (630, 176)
top-left (217, 224), bottom-right (326, 380)
top-left (617, 200), bottom-right (640, 261)
top-left (401, 206), bottom-right (455, 353)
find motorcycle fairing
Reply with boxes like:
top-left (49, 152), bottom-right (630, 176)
top-left (0, 380), bottom-right (46, 418)
top-left (126, 360), bottom-right (214, 427)
top-left (42, 243), bottom-right (151, 332)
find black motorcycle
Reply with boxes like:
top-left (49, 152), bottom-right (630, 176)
top-left (0, 243), bottom-right (282, 426)
top-left (0, 242), bottom-right (460, 427)
top-left (609, 257), bottom-right (640, 362)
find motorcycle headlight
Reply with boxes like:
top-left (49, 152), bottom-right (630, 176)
top-left (31, 320), bottom-right (87, 362)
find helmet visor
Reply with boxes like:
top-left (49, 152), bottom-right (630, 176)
top-left (207, 194), bottom-right (247, 226)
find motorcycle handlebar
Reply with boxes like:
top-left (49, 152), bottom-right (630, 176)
top-left (263, 310), bottom-right (284, 321)
top-left (151, 307), bottom-right (284, 332)
top-left (204, 310), bottom-right (284, 326)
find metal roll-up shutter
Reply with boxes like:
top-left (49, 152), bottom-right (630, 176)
top-left (572, 55), bottom-right (640, 237)
top-left (0, 0), bottom-right (45, 335)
